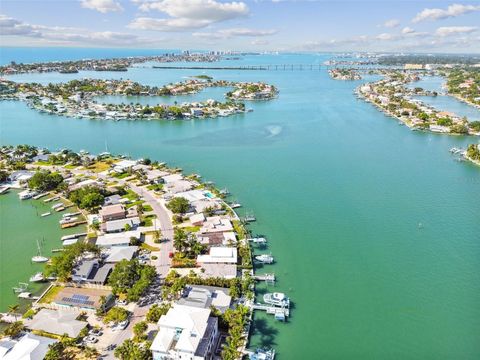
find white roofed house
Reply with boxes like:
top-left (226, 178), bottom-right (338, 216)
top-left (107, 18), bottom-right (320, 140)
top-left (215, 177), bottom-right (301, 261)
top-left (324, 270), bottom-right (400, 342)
top-left (150, 304), bottom-right (218, 360)
top-left (0, 333), bottom-right (57, 360)
top-left (112, 159), bottom-right (137, 173)
top-left (103, 217), bottom-right (141, 233)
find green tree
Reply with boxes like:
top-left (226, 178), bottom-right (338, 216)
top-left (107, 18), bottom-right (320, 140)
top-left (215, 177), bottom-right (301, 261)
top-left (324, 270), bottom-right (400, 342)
top-left (103, 306), bottom-right (129, 324)
top-left (166, 197), bottom-right (190, 214)
top-left (114, 339), bottom-right (152, 360)
top-left (146, 303), bottom-right (171, 323)
top-left (7, 304), bottom-right (20, 321)
top-left (2, 321), bottom-right (24, 338)
top-left (133, 321), bottom-right (148, 342)
top-left (28, 170), bottom-right (64, 192)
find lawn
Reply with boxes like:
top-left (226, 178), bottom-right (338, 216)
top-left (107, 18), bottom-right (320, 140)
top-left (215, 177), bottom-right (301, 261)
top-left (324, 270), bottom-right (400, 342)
top-left (38, 285), bottom-right (64, 304)
top-left (141, 243), bottom-right (160, 252)
top-left (85, 161), bottom-right (111, 173)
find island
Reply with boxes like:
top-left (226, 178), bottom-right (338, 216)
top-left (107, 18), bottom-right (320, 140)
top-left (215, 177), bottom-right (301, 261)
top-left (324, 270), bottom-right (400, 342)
top-left (329, 68), bottom-right (362, 80)
top-left (357, 70), bottom-right (480, 136)
top-left (0, 144), bottom-right (285, 360)
top-left (0, 78), bottom-right (278, 121)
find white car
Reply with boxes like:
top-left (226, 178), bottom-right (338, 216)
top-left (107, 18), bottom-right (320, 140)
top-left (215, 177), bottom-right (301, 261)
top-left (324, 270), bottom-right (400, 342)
top-left (112, 320), bottom-right (129, 331)
top-left (84, 335), bottom-right (98, 344)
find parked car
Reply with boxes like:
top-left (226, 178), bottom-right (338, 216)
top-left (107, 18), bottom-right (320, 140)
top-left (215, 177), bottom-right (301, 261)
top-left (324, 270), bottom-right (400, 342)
top-left (84, 335), bottom-right (98, 344)
top-left (117, 319), bottom-right (129, 330)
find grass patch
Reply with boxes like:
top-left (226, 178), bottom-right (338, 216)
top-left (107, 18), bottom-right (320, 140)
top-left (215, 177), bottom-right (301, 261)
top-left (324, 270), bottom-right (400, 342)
top-left (38, 285), bottom-right (64, 304)
top-left (146, 184), bottom-right (163, 192)
top-left (126, 200), bottom-right (144, 209)
top-left (87, 161), bottom-right (111, 173)
top-left (34, 160), bottom-right (51, 166)
top-left (123, 189), bottom-right (139, 201)
top-left (113, 172), bottom-right (131, 179)
top-left (141, 243), bottom-right (160, 252)
top-left (142, 204), bottom-right (153, 212)
top-left (183, 226), bottom-right (201, 233)
top-left (64, 164), bottom-right (78, 169)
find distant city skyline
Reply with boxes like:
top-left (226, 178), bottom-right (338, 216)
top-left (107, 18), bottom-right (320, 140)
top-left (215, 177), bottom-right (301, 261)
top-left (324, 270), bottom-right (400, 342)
top-left (1, 0), bottom-right (479, 52)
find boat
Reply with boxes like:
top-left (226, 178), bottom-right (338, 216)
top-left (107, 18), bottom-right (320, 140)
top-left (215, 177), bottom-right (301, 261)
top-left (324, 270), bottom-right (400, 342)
top-left (19, 190), bottom-right (36, 200)
top-left (274, 311), bottom-right (286, 321)
top-left (219, 188), bottom-right (230, 195)
top-left (41, 212), bottom-right (51, 217)
top-left (32, 239), bottom-right (49, 263)
top-left (12, 282), bottom-right (29, 293)
top-left (29, 272), bottom-right (45, 282)
top-left (255, 254), bottom-right (274, 264)
top-left (59, 217), bottom-right (77, 225)
top-left (244, 212), bottom-right (256, 222)
top-left (263, 292), bottom-right (290, 307)
top-left (249, 348), bottom-right (275, 360)
top-left (230, 202), bottom-right (241, 209)
top-left (248, 237), bottom-right (267, 244)
top-left (63, 239), bottom-right (78, 246)
top-left (18, 292), bottom-right (32, 299)
top-left (0, 186), bottom-right (9, 195)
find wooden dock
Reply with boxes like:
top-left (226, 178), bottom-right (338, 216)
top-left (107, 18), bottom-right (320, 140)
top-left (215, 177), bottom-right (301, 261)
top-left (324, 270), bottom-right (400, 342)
top-left (253, 273), bottom-right (275, 284)
top-left (61, 220), bottom-right (87, 229)
top-left (252, 303), bottom-right (290, 318)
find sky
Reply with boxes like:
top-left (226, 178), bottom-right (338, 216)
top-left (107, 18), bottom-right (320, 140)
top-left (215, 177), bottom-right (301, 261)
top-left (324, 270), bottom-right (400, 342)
top-left (0, 0), bottom-right (479, 52)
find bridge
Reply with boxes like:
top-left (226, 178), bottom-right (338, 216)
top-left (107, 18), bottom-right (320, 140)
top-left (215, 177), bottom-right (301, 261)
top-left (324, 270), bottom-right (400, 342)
top-left (150, 64), bottom-right (422, 71)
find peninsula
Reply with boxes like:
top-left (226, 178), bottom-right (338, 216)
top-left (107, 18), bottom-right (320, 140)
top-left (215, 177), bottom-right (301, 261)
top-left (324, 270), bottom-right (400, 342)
top-left (0, 144), bottom-right (285, 360)
top-left (0, 78), bottom-right (278, 121)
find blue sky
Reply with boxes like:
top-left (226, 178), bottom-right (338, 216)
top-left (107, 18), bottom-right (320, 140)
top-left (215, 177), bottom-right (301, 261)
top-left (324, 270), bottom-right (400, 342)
top-left (1, 0), bottom-right (479, 52)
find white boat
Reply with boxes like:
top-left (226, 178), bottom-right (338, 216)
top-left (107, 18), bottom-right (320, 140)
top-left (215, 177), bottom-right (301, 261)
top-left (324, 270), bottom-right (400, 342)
top-left (32, 239), bottom-right (49, 263)
top-left (41, 212), bottom-right (51, 217)
top-left (13, 282), bottom-right (29, 293)
top-left (59, 217), bottom-right (77, 225)
top-left (255, 254), bottom-right (274, 264)
top-left (230, 203), bottom-right (241, 209)
top-left (250, 348), bottom-right (275, 360)
top-left (29, 272), bottom-right (45, 282)
top-left (249, 237), bottom-right (267, 244)
top-left (19, 190), bottom-right (35, 200)
top-left (52, 203), bottom-right (64, 210)
top-left (63, 239), bottom-right (78, 246)
top-left (0, 186), bottom-right (9, 195)
top-left (18, 292), bottom-right (32, 299)
top-left (263, 292), bottom-right (290, 307)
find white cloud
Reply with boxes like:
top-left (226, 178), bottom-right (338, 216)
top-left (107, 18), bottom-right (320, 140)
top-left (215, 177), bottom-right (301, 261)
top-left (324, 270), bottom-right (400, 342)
top-left (80, 0), bottom-right (123, 13)
top-left (435, 26), bottom-right (477, 36)
top-left (0, 14), bottom-right (158, 46)
top-left (130, 0), bottom-right (248, 31)
top-left (129, 17), bottom-right (212, 31)
top-left (251, 39), bottom-right (269, 45)
top-left (193, 27), bottom-right (276, 40)
top-left (376, 33), bottom-right (395, 41)
top-left (413, 3), bottom-right (480, 23)
top-left (401, 26), bottom-right (415, 34)
top-left (383, 19), bottom-right (400, 28)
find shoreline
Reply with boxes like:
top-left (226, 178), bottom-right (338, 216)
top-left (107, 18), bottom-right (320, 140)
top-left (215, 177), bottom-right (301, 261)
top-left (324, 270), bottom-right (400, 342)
top-left (0, 144), bottom-right (286, 358)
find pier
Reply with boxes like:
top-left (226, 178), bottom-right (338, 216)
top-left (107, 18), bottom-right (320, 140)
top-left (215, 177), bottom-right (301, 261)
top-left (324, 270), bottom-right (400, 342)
top-left (253, 273), bottom-right (276, 284)
top-left (252, 303), bottom-right (290, 319)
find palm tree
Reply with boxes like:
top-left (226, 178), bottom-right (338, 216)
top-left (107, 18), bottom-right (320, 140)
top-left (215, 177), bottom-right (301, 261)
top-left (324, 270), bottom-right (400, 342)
top-left (8, 304), bottom-right (19, 321)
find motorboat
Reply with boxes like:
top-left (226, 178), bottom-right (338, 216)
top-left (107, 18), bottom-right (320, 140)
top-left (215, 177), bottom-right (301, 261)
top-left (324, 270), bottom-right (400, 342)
top-left (255, 254), bottom-right (274, 264)
top-left (29, 272), bottom-right (46, 282)
top-left (263, 292), bottom-right (289, 307)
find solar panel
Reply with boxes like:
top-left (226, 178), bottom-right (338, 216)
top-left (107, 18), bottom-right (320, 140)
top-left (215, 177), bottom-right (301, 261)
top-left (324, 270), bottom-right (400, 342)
top-left (62, 296), bottom-right (94, 306)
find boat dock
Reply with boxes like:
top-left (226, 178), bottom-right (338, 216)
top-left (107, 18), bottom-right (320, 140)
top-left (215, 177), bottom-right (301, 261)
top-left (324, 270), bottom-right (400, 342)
top-left (44, 196), bottom-right (60, 203)
top-left (61, 232), bottom-right (87, 241)
top-left (253, 273), bottom-right (276, 284)
top-left (252, 303), bottom-right (290, 319)
top-left (33, 192), bottom-right (49, 200)
top-left (61, 220), bottom-right (87, 229)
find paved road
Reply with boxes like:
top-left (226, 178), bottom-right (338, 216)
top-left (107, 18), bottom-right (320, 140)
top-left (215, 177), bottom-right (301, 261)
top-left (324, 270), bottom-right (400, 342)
top-left (129, 184), bottom-right (174, 278)
top-left (102, 304), bottom-right (150, 359)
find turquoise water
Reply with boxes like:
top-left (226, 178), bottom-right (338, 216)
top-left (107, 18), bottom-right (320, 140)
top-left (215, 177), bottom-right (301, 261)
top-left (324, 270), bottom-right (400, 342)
top-left (411, 76), bottom-right (480, 121)
top-left (1, 52), bottom-right (480, 359)
top-left (0, 191), bottom-right (85, 312)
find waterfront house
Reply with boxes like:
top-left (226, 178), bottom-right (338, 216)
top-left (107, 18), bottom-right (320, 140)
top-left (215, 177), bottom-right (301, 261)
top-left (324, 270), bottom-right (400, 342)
top-left (104, 246), bottom-right (139, 263)
top-left (69, 179), bottom-right (102, 191)
top-left (200, 216), bottom-right (233, 234)
top-left (112, 159), bottom-right (137, 173)
top-left (178, 285), bottom-right (232, 313)
top-left (0, 333), bottom-right (57, 360)
top-left (52, 287), bottom-right (114, 312)
top-left (103, 217), bottom-right (140, 233)
top-left (71, 259), bottom-right (114, 285)
top-left (197, 246), bottom-right (237, 264)
top-left (27, 309), bottom-right (87, 338)
top-left (99, 204), bottom-right (127, 222)
top-left (96, 230), bottom-right (141, 247)
top-left (150, 304), bottom-right (218, 360)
